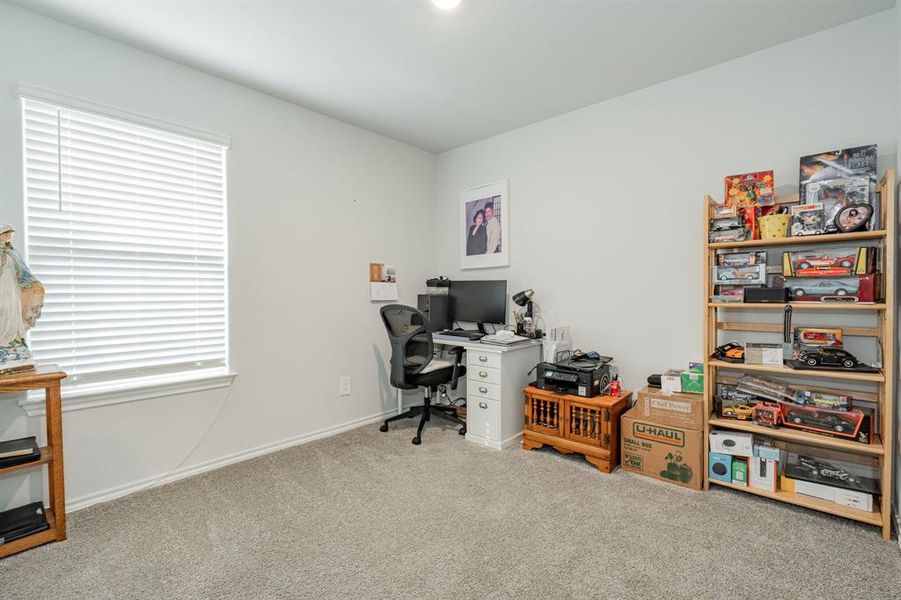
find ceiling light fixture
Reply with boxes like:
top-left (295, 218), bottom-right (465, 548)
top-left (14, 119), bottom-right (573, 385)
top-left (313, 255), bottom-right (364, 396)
top-left (432, 0), bottom-right (461, 10)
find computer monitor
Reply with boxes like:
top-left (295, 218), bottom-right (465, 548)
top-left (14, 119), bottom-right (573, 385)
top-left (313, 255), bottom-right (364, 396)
top-left (448, 280), bottom-right (507, 332)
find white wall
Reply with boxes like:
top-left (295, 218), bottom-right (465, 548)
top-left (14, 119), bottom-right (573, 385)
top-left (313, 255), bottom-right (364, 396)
top-left (433, 12), bottom-right (898, 392)
top-left (0, 3), bottom-right (435, 510)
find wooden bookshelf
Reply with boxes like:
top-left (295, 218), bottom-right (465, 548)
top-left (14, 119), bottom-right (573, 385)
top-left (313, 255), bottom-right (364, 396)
top-left (0, 365), bottom-right (67, 558)
top-left (703, 170), bottom-right (895, 540)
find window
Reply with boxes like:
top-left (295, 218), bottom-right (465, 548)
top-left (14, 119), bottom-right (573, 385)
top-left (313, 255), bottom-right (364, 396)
top-left (22, 98), bottom-right (228, 390)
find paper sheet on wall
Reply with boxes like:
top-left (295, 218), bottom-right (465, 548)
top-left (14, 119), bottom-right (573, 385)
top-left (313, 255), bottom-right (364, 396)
top-left (370, 282), bottom-right (398, 302)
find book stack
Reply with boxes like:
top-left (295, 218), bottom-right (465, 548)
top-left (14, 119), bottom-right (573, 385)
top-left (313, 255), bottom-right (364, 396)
top-left (0, 503), bottom-right (49, 545)
top-left (0, 436), bottom-right (40, 469)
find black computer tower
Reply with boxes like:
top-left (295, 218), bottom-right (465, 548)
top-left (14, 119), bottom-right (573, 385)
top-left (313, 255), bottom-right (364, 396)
top-left (417, 294), bottom-right (449, 332)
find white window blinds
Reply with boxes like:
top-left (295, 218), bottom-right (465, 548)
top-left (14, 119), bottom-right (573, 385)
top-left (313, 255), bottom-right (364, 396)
top-left (22, 98), bottom-right (228, 388)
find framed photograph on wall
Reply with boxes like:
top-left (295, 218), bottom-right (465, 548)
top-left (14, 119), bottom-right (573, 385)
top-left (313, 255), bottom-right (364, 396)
top-left (460, 179), bottom-right (509, 270)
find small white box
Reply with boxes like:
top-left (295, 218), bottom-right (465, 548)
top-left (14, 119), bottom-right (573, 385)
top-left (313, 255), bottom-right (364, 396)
top-left (794, 479), bottom-right (873, 511)
top-left (709, 431), bottom-right (753, 457)
top-left (749, 457), bottom-right (777, 492)
top-left (661, 369), bottom-right (682, 394)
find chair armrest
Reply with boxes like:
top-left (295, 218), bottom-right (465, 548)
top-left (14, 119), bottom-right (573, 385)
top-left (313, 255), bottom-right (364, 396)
top-left (448, 346), bottom-right (465, 391)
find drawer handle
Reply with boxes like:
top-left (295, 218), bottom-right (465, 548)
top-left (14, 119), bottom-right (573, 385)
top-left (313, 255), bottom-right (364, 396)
top-left (479, 386), bottom-right (488, 394)
top-left (478, 355), bottom-right (488, 362)
top-left (479, 371), bottom-right (488, 378)
top-left (479, 402), bottom-right (488, 409)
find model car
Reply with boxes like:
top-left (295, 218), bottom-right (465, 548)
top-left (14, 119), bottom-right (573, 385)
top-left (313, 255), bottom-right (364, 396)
top-left (795, 390), bottom-right (853, 410)
top-left (712, 342), bottom-right (744, 363)
top-left (794, 255), bottom-right (855, 270)
top-left (718, 267), bottom-right (760, 281)
top-left (795, 455), bottom-right (859, 485)
top-left (797, 347), bottom-right (859, 369)
top-left (785, 409), bottom-right (852, 433)
top-left (790, 280), bottom-right (856, 298)
top-left (722, 404), bottom-right (754, 420)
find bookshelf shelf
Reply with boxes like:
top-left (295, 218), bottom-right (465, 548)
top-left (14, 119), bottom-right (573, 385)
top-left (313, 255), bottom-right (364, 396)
top-left (0, 365), bottom-right (67, 558)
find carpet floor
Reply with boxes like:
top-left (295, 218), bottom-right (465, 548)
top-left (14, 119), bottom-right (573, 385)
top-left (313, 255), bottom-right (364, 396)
top-left (1, 418), bottom-right (899, 599)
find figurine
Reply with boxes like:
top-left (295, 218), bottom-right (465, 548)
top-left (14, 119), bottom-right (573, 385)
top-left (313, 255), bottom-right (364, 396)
top-left (0, 225), bottom-right (44, 373)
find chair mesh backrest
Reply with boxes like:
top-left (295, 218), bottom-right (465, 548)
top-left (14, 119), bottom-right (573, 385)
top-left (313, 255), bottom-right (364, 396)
top-left (380, 304), bottom-right (433, 389)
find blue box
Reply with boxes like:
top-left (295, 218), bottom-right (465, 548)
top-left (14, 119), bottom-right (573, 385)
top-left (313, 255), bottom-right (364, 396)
top-left (753, 443), bottom-right (781, 462)
top-left (709, 452), bottom-right (732, 482)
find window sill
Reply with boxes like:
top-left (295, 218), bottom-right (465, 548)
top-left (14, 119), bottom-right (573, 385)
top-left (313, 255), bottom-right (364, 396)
top-left (18, 369), bottom-right (238, 416)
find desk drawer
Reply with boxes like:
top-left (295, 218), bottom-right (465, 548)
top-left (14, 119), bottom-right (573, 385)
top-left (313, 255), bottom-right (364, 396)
top-left (467, 397), bottom-right (499, 441)
top-left (467, 351), bottom-right (501, 370)
top-left (469, 365), bottom-right (500, 385)
top-left (468, 380), bottom-right (500, 401)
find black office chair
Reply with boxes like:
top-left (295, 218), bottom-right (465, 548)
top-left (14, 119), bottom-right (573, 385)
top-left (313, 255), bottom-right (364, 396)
top-left (379, 304), bottom-right (467, 445)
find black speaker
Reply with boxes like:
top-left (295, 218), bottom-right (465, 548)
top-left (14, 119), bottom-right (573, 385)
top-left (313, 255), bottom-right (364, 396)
top-left (417, 294), bottom-right (449, 332)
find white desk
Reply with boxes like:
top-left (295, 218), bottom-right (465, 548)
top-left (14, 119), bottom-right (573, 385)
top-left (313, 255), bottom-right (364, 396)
top-left (397, 334), bottom-right (542, 450)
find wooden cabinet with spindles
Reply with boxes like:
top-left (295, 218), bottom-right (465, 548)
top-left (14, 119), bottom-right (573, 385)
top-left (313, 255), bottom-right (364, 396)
top-left (522, 386), bottom-right (631, 473)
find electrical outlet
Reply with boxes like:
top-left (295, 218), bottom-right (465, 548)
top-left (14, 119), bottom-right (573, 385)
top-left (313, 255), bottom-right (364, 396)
top-left (339, 376), bottom-right (351, 396)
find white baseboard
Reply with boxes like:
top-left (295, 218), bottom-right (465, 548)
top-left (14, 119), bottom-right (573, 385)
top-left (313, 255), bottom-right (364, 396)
top-left (66, 408), bottom-right (396, 513)
top-left (464, 431), bottom-right (522, 450)
top-left (895, 510), bottom-right (900, 550)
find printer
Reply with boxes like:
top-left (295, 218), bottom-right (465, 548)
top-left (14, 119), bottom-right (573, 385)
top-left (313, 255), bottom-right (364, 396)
top-left (535, 355), bottom-right (615, 398)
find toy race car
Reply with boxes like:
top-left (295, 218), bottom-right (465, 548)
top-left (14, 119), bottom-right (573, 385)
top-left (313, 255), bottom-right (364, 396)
top-left (718, 267), bottom-right (761, 282)
top-left (795, 455), bottom-right (859, 486)
top-left (797, 347), bottom-right (859, 369)
top-left (795, 390), bottom-right (853, 411)
top-left (785, 409), bottom-right (852, 433)
top-left (790, 280), bottom-right (855, 298)
top-left (793, 255), bottom-right (855, 270)
top-left (712, 342), bottom-right (744, 363)
top-left (722, 404), bottom-right (754, 420)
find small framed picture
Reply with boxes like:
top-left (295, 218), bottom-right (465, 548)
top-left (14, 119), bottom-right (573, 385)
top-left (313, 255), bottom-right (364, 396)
top-left (460, 180), bottom-right (509, 270)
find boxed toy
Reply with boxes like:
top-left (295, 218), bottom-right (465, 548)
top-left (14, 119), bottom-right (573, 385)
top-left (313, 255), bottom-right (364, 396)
top-left (783, 451), bottom-right (879, 495)
top-left (790, 203), bottom-right (825, 236)
top-left (714, 264), bottom-right (766, 285)
top-left (749, 457), bottom-right (777, 492)
top-left (793, 327), bottom-right (843, 349)
top-left (803, 176), bottom-right (871, 233)
top-left (781, 404), bottom-right (865, 440)
top-left (783, 477), bottom-right (874, 512)
top-left (725, 171), bottom-right (774, 208)
top-left (782, 247), bottom-right (876, 278)
top-left (708, 452), bottom-right (732, 483)
top-left (745, 343), bottom-right (783, 366)
top-left (621, 407), bottom-right (703, 490)
top-left (716, 383), bottom-right (756, 421)
top-left (786, 273), bottom-right (878, 303)
top-left (709, 430), bottom-right (753, 457)
top-left (635, 387), bottom-right (704, 430)
top-left (799, 144), bottom-right (878, 229)
top-left (717, 251), bottom-right (765, 268)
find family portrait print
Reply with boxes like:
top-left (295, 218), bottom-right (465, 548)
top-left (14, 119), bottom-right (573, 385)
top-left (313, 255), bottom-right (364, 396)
top-left (460, 180), bottom-right (509, 270)
top-left (465, 195), bottom-right (502, 256)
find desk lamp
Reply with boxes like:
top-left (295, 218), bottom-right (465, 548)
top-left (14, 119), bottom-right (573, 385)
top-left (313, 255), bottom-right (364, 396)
top-left (512, 289), bottom-right (541, 338)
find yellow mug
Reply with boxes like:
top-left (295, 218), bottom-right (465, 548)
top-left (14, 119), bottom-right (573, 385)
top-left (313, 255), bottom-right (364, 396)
top-left (759, 213), bottom-right (790, 239)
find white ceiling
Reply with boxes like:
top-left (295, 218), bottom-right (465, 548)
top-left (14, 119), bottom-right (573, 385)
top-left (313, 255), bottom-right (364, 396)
top-left (15, 0), bottom-right (894, 153)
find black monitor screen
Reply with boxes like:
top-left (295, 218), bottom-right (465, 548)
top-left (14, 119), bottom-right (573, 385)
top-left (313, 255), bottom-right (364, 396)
top-left (448, 280), bottom-right (507, 325)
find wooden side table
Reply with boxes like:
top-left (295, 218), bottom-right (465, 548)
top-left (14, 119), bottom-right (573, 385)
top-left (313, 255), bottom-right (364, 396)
top-left (522, 385), bottom-right (631, 473)
top-left (0, 365), bottom-right (67, 558)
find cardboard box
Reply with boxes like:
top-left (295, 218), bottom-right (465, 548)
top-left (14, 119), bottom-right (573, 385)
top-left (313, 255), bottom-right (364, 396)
top-left (661, 370), bottom-right (682, 394)
top-left (621, 407), bottom-right (703, 491)
top-left (709, 430), bottom-right (753, 457)
top-left (731, 457), bottom-right (748, 486)
top-left (753, 443), bottom-right (781, 462)
top-left (680, 370), bottom-right (703, 394)
top-left (635, 387), bottom-right (705, 430)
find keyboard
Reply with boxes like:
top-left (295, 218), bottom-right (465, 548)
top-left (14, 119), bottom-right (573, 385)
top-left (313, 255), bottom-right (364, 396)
top-left (440, 330), bottom-right (485, 340)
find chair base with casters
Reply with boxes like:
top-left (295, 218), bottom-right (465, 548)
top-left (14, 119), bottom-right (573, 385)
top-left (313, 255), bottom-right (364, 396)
top-left (380, 385), bottom-right (466, 445)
